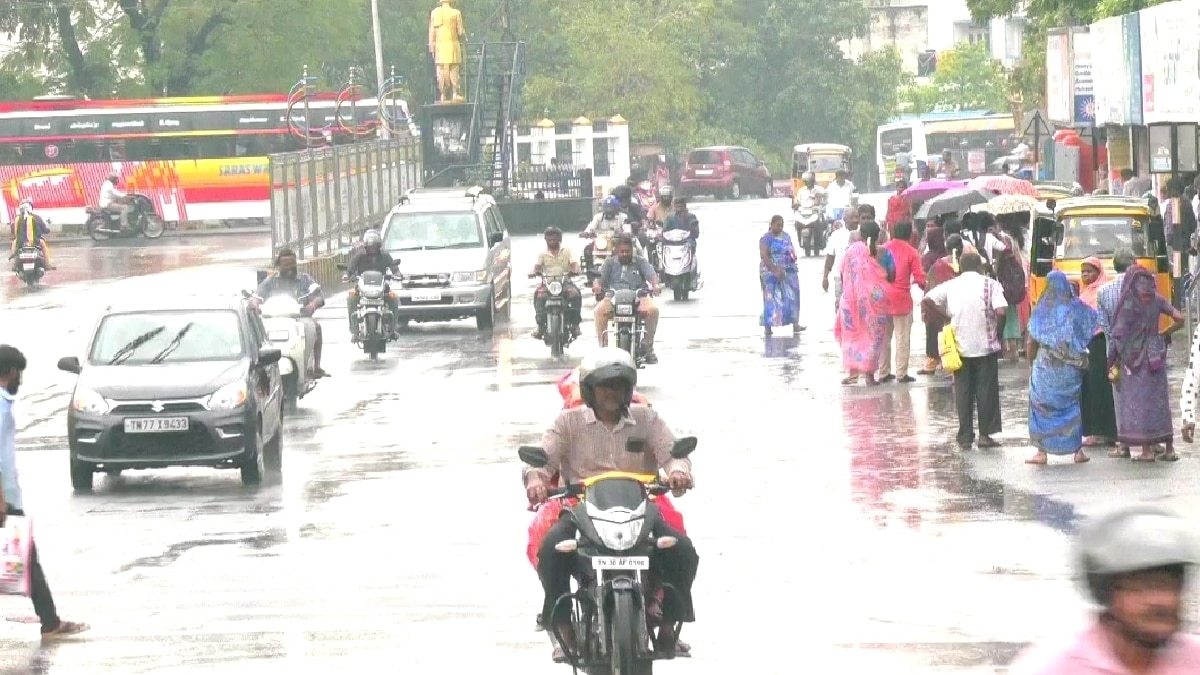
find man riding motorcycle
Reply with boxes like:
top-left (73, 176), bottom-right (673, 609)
top-left (525, 347), bottom-right (697, 662)
top-left (661, 196), bottom-right (701, 284)
top-left (593, 234), bottom-right (662, 364)
top-left (342, 229), bottom-right (401, 341)
top-left (9, 199), bottom-right (54, 271)
top-left (581, 195), bottom-right (637, 271)
top-left (98, 172), bottom-right (135, 231)
top-left (824, 169), bottom-right (856, 223)
top-left (647, 185), bottom-right (674, 225)
top-left (532, 226), bottom-right (583, 340)
top-left (252, 247), bottom-right (328, 378)
top-left (611, 181), bottom-right (646, 226)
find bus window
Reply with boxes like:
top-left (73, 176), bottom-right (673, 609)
top-left (106, 141), bottom-right (126, 161)
top-left (67, 140), bottom-right (105, 163)
top-left (122, 139), bottom-right (157, 161)
top-left (879, 127), bottom-right (913, 155)
top-left (191, 138), bottom-right (235, 159)
top-left (1056, 216), bottom-right (1147, 259)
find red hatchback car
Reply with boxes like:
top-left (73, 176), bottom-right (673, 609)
top-left (678, 146), bottom-right (773, 200)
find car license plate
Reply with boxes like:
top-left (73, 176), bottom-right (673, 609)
top-left (614, 315), bottom-right (636, 323)
top-left (21, 263), bottom-right (35, 271)
top-left (592, 556), bottom-right (649, 571)
top-left (694, 169), bottom-right (713, 175)
top-left (124, 417), bottom-right (189, 433)
top-left (409, 291), bottom-right (442, 302)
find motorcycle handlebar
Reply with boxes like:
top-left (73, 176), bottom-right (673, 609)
top-left (528, 480), bottom-right (675, 511)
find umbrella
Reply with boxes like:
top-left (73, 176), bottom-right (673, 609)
top-left (972, 194), bottom-right (1040, 215)
top-left (902, 179), bottom-right (967, 202)
top-left (968, 174), bottom-right (1039, 197)
top-left (915, 187), bottom-right (994, 220)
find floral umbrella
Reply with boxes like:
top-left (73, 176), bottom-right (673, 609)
top-left (902, 179), bottom-right (968, 202)
top-left (972, 194), bottom-right (1040, 215)
top-left (968, 174), bottom-right (1039, 198)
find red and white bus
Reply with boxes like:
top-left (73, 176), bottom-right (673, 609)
top-left (0, 94), bottom-right (392, 228)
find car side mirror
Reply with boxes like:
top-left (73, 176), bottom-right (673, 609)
top-left (670, 436), bottom-right (697, 459)
top-left (57, 356), bottom-right (81, 375)
top-left (257, 347), bottom-right (282, 366)
top-left (488, 231), bottom-right (504, 246)
top-left (518, 445), bottom-right (549, 468)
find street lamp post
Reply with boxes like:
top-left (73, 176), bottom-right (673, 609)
top-left (370, 0), bottom-right (389, 139)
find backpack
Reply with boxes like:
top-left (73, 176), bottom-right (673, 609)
top-left (995, 247), bottom-right (1026, 305)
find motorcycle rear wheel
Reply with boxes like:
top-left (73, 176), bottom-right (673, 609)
top-left (87, 217), bottom-right (111, 241)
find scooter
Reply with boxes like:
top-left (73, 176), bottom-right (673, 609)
top-left (256, 295), bottom-right (319, 413)
top-left (518, 437), bottom-right (698, 673)
top-left (794, 193), bottom-right (825, 257)
top-left (13, 245), bottom-right (46, 288)
top-left (85, 193), bottom-right (166, 240)
top-left (659, 229), bottom-right (700, 301)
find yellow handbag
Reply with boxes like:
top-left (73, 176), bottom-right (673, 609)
top-left (938, 324), bottom-right (963, 372)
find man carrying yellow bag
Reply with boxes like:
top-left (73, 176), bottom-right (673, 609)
top-left (921, 251), bottom-right (1009, 448)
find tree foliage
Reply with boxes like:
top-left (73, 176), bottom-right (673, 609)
top-left (902, 41), bottom-right (1009, 113)
top-left (0, 0), bottom-right (907, 179)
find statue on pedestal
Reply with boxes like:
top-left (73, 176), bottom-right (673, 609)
top-left (428, 0), bottom-right (466, 102)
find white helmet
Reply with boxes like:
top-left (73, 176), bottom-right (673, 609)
top-left (579, 347), bottom-right (637, 408)
top-left (17, 198), bottom-right (32, 213)
top-left (1078, 505), bottom-right (1197, 604)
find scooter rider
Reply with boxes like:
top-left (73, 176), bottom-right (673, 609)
top-left (252, 247), bottom-right (328, 378)
top-left (1009, 505), bottom-right (1200, 673)
top-left (531, 226), bottom-right (582, 340)
top-left (343, 229), bottom-right (401, 341)
top-left (9, 199), bottom-right (54, 271)
top-left (593, 234), bottom-right (662, 364)
top-left (581, 195), bottom-right (635, 270)
top-left (525, 347), bottom-right (697, 662)
top-left (661, 196), bottom-right (700, 285)
top-left (98, 172), bottom-right (134, 231)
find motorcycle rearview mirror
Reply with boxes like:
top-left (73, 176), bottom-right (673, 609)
top-left (518, 446), bottom-right (550, 468)
top-left (670, 436), bottom-right (697, 459)
top-left (56, 356), bottom-right (81, 375)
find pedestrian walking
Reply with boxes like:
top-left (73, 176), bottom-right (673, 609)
top-left (877, 220), bottom-right (926, 383)
top-left (1077, 256), bottom-right (1118, 446)
top-left (759, 215), bottom-right (802, 336)
top-left (835, 221), bottom-right (893, 386)
top-left (0, 345), bottom-right (88, 641)
top-left (921, 251), bottom-right (1007, 448)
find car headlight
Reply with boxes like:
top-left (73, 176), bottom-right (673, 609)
top-left (451, 270), bottom-right (487, 284)
top-left (547, 281), bottom-right (563, 295)
top-left (71, 387), bottom-right (109, 414)
top-left (616, 304), bottom-right (634, 316)
top-left (592, 519), bottom-right (643, 551)
top-left (208, 381), bottom-right (248, 411)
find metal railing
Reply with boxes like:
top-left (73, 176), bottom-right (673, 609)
top-left (268, 137), bottom-right (422, 260)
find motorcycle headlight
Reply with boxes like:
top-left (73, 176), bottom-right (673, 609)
top-left (595, 237), bottom-right (610, 251)
top-left (71, 387), bottom-right (109, 414)
top-left (208, 381), bottom-right (247, 411)
top-left (592, 518), bottom-right (643, 551)
top-left (451, 270), bottom-right (487, 284)
top-left (547, 281), bottom-right (563, 295)
top-left (616, 304), bottom-right (634, 316)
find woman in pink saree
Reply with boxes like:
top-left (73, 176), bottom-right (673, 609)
top-left (835, 221), bottom-right (893, 385)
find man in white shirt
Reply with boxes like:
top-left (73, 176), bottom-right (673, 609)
top-left (921, 251), bottom-right (1008, 448)
top-left (823, 170), bottom-right (856, 222)
top-left (98, 172), bottom-right (133, 229)
top-left (821, 209), bottom-right (860, 313)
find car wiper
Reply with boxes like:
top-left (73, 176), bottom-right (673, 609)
top-left (424, 242), bottom-right (482, 250)
top-left (148, 322), bottom-right (194, 365)
top-left (107, 327), bottom-right (166, 365)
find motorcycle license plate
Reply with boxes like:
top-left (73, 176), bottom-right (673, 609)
top-left (21, 263), bottom-right (35, 271)
top-left (545, 299), bottom-right (562, 306)
top-left (694, 169), bottom-right (713, 176)
top-left (592, 556), bottom-right (650, 571)
top-left (613, 315), bottom-right (636, 323)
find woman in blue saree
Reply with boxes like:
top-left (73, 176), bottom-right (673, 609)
top-left (759, 215), bottom-right (802, 336)
top-left (1025, 270), bottom-right (1099, 465)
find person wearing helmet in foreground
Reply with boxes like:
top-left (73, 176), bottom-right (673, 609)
top-left (343, 229), bottom-right (401, 340)
top-left (581, 195), bottom-right (637, 274)
top-left (1009, 505), bottom-right (1200, 674)
top-left (9, 199), bottom-right (54, 272)
top-left (530, 226), bottom-right (582, 340)
top-left (524, 348), bottom-right (697, 662)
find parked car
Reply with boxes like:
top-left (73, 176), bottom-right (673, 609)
top-left (379, 186), bottom-right (513, 331)
top-left (57, 295), bottom-right (285, 491)
top-left (677, 146), bottom-right (773, 200)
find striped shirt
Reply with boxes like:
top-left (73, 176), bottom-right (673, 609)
top-left (1096, 273), bottom-right (1126, 336)
top-left (523, 406), bottom-right (692, 487)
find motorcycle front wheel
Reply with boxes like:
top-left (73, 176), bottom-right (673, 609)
top-left (548, 312), bottom-right (565, 359)
top-left (142, 213), bottom-right (166, 239)
top-left (609, 591), bottom-right (642, 675)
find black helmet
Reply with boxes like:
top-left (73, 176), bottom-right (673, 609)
top-left (579, 348), bottom-right (638, 408)
top-left (543, 226), bottom-right (562, 237)
top-left (611, 184), bottom-right (633, 203)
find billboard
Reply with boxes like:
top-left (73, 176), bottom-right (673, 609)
top-left (1046, 30), bottom-right (1072, 123)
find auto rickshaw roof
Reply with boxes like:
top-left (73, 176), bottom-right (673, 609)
top-left (793, 143), bottom-right (851, 154)
top-left (1053, 195), bottom-right (1152, 217)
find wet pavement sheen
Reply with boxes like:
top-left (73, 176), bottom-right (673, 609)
top-left (0, 198), bottom-right (1195, 673)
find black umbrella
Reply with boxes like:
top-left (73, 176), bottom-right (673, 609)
top-left (914, 187), bottom-right (996, 220)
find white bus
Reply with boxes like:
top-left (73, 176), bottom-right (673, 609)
top-left (876, 110), bottom-right (1016, 187)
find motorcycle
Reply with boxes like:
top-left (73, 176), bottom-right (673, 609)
top-left (643, 222), bottom-right (663, 272)
top-left (580, 231), bottom-right (615, 285)
top-left (658, 230), bottom-right (699, 301)
top-left (255, 294), bottom-right (319, 413)
top-left (635, 180), bottom-right (657, 213)
top-left (605, 288), bottom-right (650, 368)
top-left (518, 436), bottom-right (698, 674)
top-left (13, 245), bottom-right (46, 288)
top-left (535, 274), bottom-right (578, 359)
top-left (341, 266), bottom-right (396, 360)
top-left (85, 193), bottom-right (166, 241)
top-left (794, 192), bottom-right (825, 257)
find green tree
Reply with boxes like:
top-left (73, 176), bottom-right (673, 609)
top-left (901, 41), bottom-right (1009, 113)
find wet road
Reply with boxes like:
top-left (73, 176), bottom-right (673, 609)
top-left (0, 199), bottom-right (1193, 673)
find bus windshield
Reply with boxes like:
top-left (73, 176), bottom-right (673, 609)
top-left (1057, 216), bottom-right (1149, 258)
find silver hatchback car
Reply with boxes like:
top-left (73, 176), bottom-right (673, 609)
top-left (380, 187), bottom-right (513, 331)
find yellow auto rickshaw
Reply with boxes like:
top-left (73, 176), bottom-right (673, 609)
top-left (792, 143), bottom-right (851, 198)
top-left (1029, 195), bottom-right (1171, 328)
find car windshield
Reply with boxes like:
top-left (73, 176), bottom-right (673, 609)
top-left (809, 155), bottom-right (845, 172)
top-left (89, 310), bottom-right (245, 366)
top-left (1057, 216), bottom-right (1149, 258)
top-left (382, 212), bottom-right (482, 251)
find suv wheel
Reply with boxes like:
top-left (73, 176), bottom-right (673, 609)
top-left (70, 458), bottom-right (94, 492)
top-left (240, 426), bottom-right (265, 486)
top-left (763, 180), bottom-right (773, 199)
top-left (729, 181), bottom-right (741, 200)
top-left (476, 284), bottom-right (496, 331)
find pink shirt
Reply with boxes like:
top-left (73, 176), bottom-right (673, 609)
top-left (1010, 624), bottom-right (1200, 674)
top-left (882, 238), bottom-right (926, 316)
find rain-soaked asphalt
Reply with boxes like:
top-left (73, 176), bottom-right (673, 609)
top-left (0, 198), bottom-right (1197, 673)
